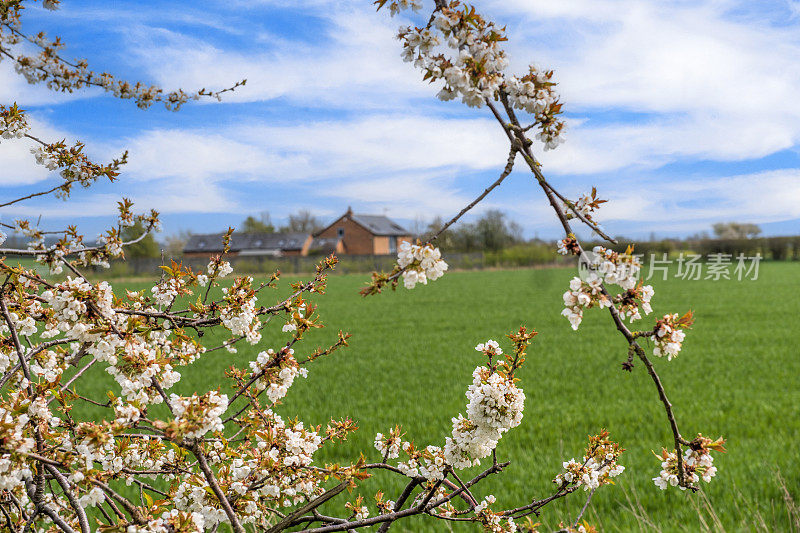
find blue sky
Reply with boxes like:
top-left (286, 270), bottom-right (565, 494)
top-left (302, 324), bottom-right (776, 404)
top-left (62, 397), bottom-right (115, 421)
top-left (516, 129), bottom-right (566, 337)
top-left (2, 0), bottom-right (800, 241)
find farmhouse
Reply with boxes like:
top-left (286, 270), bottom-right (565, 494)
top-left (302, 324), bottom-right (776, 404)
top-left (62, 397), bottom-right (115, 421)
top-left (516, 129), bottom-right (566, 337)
top-left (182, 232), bottom-right (341, 258)
top-left (314, 207), bottom-right (411, 255)
top-left (182, 209), bottom-right (410, 258)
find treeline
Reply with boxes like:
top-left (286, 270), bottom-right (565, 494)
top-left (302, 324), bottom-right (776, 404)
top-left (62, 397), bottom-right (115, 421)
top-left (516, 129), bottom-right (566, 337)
top-left (239, 210), bottom-right (322, 234)
top-left (101, 208), bottom-right (800, 262)
top-left (421, 209), bottom-right (525, 252)
top-left (601, 235), bottom-right (800, 261)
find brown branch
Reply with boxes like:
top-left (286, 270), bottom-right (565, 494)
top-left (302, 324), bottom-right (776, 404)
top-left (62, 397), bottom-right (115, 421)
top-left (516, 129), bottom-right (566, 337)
top-left (426, 145), bottom-right (518, 243)
top-left (268, 481), bottom-right (349, 532)
top-left (43, 464), bottom-right (90, 533)
top-left (0, 219), bottom-right (156, 257)
top-left (190, 444), bottom-right (245, 533)
top-left (90, 479), bottom-right (146, 525)
top-left (488, 91), bottom-right (690, 486)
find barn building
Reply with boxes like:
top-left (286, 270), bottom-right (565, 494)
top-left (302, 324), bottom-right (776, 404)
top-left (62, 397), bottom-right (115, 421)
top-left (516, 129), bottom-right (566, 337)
top-left (182, 209), bottom-right (410, 258)
top-left (183, 232), bottom-right (325, 258)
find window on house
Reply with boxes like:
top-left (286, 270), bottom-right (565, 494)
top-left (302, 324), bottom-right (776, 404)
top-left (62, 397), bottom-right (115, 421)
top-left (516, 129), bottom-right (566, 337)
top-left (389, 236), bottom-right (397, 254)
top-left (337, 227), bottom-right (344, 238)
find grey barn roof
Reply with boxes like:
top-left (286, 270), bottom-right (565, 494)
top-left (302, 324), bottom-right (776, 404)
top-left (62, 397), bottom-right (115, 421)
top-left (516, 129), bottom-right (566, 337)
top-left (307, 237), bottom-right (340, 255)
top-left (349, 214), bottom-right (408, 236)
top-left (183, 232), bottom-right (308, 254)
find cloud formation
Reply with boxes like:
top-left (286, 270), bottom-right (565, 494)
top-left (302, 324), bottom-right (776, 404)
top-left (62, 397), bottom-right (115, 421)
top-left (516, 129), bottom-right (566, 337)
top-left (1, 0), bottom-right (799, 237)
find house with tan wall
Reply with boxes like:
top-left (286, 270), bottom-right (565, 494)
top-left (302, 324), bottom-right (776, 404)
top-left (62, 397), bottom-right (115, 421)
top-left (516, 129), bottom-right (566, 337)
top-left (314, 208), bottom-right (411, 255)
top-left (182, 208), bottom-right (409, 258)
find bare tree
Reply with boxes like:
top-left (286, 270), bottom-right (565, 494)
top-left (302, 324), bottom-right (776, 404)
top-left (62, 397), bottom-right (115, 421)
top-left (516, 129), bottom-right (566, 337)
top-left (279, 209), bottom-right (322, 234)
top-left (712, 222), bottom-right (762, 239)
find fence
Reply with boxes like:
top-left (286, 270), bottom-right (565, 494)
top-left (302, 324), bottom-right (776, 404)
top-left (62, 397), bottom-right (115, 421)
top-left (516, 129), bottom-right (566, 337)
top-left (599, 235), bottom-right (800, 261)
top-left (106, 235), bottom-right (800, 278)
top-left (106, 252), bottom-right (495, 278)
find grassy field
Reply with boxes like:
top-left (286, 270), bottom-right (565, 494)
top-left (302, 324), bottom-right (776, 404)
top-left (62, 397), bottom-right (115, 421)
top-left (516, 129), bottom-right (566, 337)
top-left (71, 262), bottom-right (800, 532)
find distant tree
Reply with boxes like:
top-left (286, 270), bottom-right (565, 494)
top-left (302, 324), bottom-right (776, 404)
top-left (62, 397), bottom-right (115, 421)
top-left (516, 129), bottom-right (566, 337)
top-left (451, 223), bottom-right (481, 252)
top-left (712, 222), bottom-right (762, 239)
top-left (437, 210), bottom-right (523, 252)
top-left (409, 215), bottom-right (427, 240)
top-left (163, 229), bottom-right (193, 259)
top-left (423, 216), bottom-right (454, 250)
top-left (508, 219), bottom-right (524, 243)
top-left (279, 209), bottom-right (322, 234)
top-left (241, 211), bottom-right (275, 233)
top-left (687, 231), bottom-right (710, 241)
top-left (121, 221), bottom-right (160, 258)
top-left (474, 209), bottom-right (523, 251)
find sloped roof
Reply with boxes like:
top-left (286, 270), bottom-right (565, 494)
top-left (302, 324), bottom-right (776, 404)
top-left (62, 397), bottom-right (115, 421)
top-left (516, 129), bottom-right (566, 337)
top-left (349, 214), bottom-right (409, 236)
top-left (307, 237), bottom-right (340, 255)
top-left (183, 232), bottom-right (308, 253)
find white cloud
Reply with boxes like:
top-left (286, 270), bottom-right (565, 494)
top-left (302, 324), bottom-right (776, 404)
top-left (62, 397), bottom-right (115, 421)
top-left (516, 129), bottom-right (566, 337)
top-left (490, 0), bottom-right (800, 169)
top-left (534, 113), bottom-right (796, 175)
top-left (233, 115), bottom-right (507, 179)
top-left (320, 170), bottom-right (474, 218)
top-left (594, 169), bottom-right (800, 231)
top-left (5, 0), bottom-right (800, 237)
top-left (99, 114), bottom-right (507, 185)
top-left (125, 0), bottom-right (800, 174)
top-left (118, 130), bottom-right (273, 181)
top-left (125, 7), bottom-right (430, 109)
top-left (0, 114), bottom-right (86, 187)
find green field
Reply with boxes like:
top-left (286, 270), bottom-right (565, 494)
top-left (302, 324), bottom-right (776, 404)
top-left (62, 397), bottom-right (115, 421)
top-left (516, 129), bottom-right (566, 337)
top-left (73, 262), bottom-right (800, 532)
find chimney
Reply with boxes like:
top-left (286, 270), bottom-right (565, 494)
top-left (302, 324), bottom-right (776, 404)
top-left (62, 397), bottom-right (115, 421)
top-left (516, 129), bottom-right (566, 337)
top-left (345, 206), bottom-right (353, 218)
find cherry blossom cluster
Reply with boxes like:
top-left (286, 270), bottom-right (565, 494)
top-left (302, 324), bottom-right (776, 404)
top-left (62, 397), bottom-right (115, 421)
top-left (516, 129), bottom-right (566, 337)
top-left (345, 496), bottom-right (370, 521)
top-left (129, 510), bottom-right (206, 533)
top-left (374, 425), bottom-right (404, 460)
top-left (248, 347), bottom-right (308, 403)
top-left (505, 66), bottom-right (565, 150)
top-left (208, 258), bottom-right (234, 279)
top-left (556, 235), bottom-right (580, 256)
top-left (561, 245), bottom-right (654, 328)
top-left (28, 140), bottom-right (128, 198)
top-left (378, 330), bottom-right (533, 489)
top-left (168, 391), bottom-right (228, 439)
top-left (397, 240), bottom-right (449, 289)
top-left (280, 301), bottom-right (307, 334)
top-left (474, 495), bottom-right (517, 532)
top-left (553, 431), bottom-right (625, 491)
top-left (649, 311), bottom-right (693, 360)
top-left (613, 282), bottom-right (654, 323)
top-left (385, 0), bottom-right (565, 149)
top-left (219, 276), bottom-right (262, 345)
top-left (152, 276), bottom-right (187, 307)
top-left (564, 188), bottom-right (607, 224)
top-left (561, 274), bottom-right (609, 330)
top-left (653, 435), bottom-right (725, 490)
top-left (0, 102), bottom-right (28, 141)
top-left (586, 246), bottom-right (642, 290)
top-left (444, 360), bottom-right (525, 468)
